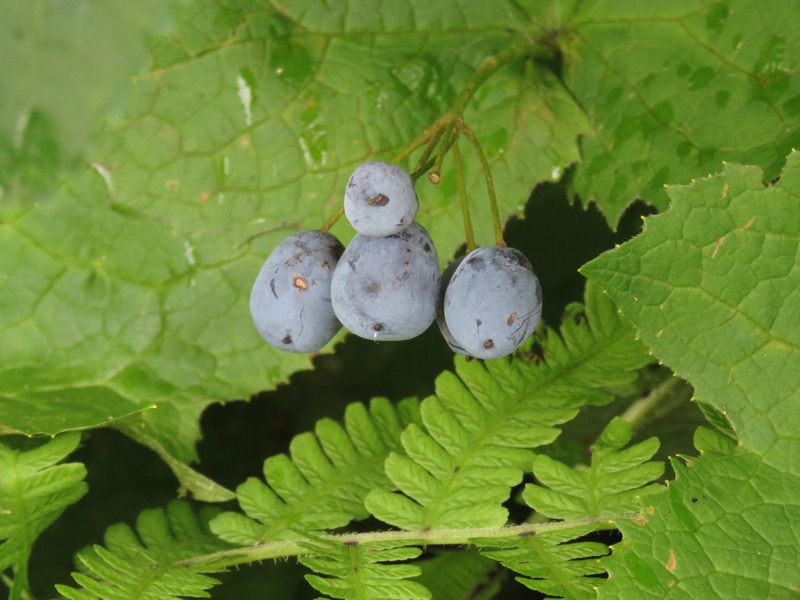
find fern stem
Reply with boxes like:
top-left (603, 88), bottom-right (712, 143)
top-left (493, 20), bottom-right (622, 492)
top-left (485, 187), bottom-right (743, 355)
top-left (181, 514), bottom-right (633, 571)
top-left (621, 376), bottom-right (694, 430)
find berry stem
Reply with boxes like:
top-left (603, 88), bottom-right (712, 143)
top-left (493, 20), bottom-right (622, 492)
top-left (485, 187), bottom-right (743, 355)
top-left (414, 119), bottom-right (449, 173)
top-left (409, 157), bottom-right (436, 183)
top-left (395, 40), bottom-right (550, 184)
top-left (458, 120), bottom-right (505, 247)
top-left (451, 136), bottom-right (476, 252)
top-left (319, 204), bottom-right (344, 232)
top-left (428, 120), bottom-right (459, 184)
top-left (391, 115), bottom-right (449, 166)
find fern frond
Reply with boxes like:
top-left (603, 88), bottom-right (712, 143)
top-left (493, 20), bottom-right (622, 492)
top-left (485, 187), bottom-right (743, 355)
top-left (365, 282), bottom-right (653, 530)
top-left (299, 537), bottom-right (431, 600)
top-left (414, 549), bottom-right (503, 599)
top-left (56, 500), bottom-right (229, 599)
top-left (524, 417), bottom-right (664, 519)
top-left (210, 398), bottom-right (419, 544)
top-left (0, 433), bottom-right (87, 597)
top-left (476, 524), bottom-right (608, 599)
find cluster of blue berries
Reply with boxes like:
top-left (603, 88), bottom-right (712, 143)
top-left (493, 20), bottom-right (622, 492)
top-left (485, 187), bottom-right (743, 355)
top-left (250, 161), bottom-right (542, 359)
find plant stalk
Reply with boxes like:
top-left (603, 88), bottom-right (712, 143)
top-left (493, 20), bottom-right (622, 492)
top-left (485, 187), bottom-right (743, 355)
top-left (451, 137), bottom-right (477, 251)
top-left (183, 512), bottom-right (636, 571)
top-left (458, 121), bottom-right (505, 246)
top-left (620, 376), bottom-right (694, 431)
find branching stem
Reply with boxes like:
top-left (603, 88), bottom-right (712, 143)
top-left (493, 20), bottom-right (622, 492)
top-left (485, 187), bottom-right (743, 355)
top-left (318, 39), bottom-right (550, 233)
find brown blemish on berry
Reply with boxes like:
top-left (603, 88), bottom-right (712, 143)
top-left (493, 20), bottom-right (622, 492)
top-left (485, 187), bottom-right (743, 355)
top-left (368, 193), bottom-right (389, 206)
top-left (483, 339), bottom-right (494, 349)
top-left (293, 275), bottom-right (308, 291)
top-left (372, 323), bottom-right (384, 332)
top-left (282, 335), bottom-right (292, 344)
top-left (507, 312), bottom-right (516, 326)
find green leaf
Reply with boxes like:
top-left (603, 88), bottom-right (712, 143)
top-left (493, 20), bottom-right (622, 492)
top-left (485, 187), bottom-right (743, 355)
top-left (563, 0), bottom-right (800, 225)
top-left (210, 398), bottom-right (417, 544)
top-left (0, 433), bottom-right (87, 598)
top-left (0, 388), bottom-right (153, 436)
top-left (0, 0), bottom-right (178, 212)
top-left (583, 153), bottom-right (800, 472)
top-left (0, 0), bottom-right (588, 476)
top-left (524, 417), bottom-right (664, 520)
top-left (365, 281), bottom-right (652, 530)
top-left (299, 538), bottom-right (431, 600)
top-left (476, 524), bottom-right (609, 599)
top-left (56, 500), bottom-right (229, 600)
top-left (584, 153), bottom-right (800, 595)
top-left (599, 450), bottom-right (800, 598)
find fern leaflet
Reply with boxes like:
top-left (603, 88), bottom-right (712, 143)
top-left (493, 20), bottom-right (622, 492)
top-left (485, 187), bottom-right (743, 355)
top-left (524, 417), bottom-right (664, 519)
top-left (299, 537), bottom-right (431, 600)
top-left (364, 282), bottom-right (653, 530)
top-left (0, 432), bottom-right (87, 598)
top-left (56, 500), bottom-right (229, 599)
top-left (470, 417), bottom-right (664, 598)
top-left (475, 524), bottom-right (608, 599)
top-left (210, 398), bottom-right (419, 544)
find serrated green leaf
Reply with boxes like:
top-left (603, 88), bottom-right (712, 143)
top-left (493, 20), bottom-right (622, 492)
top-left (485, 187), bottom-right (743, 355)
top-left (0, 0), bottom-right (588, 480)
top-left (56, 500), bottom-right (229, 599)
top-left (524, 417), bottom-right (664, 520)
top-left (599, 451), bottom-right (800, 599)
top-left (583, 153), bottom-right (800, 473)
top-left (211, 398), bottom-right (416, 544)
top-left (584, 153), bottom-right (800, 595)
top-left (692, 426), bottom-right (737, 456)
top-left (365, 281), bottom-right (652, 530)
top-left (0, 433), bottom-right (87, 597)
top-left (563, 0), bottom-right (800, 225)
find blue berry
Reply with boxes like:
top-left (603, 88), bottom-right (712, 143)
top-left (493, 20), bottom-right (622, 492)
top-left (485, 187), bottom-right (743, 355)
top-left (250, 230), bottom-right (344, 353)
